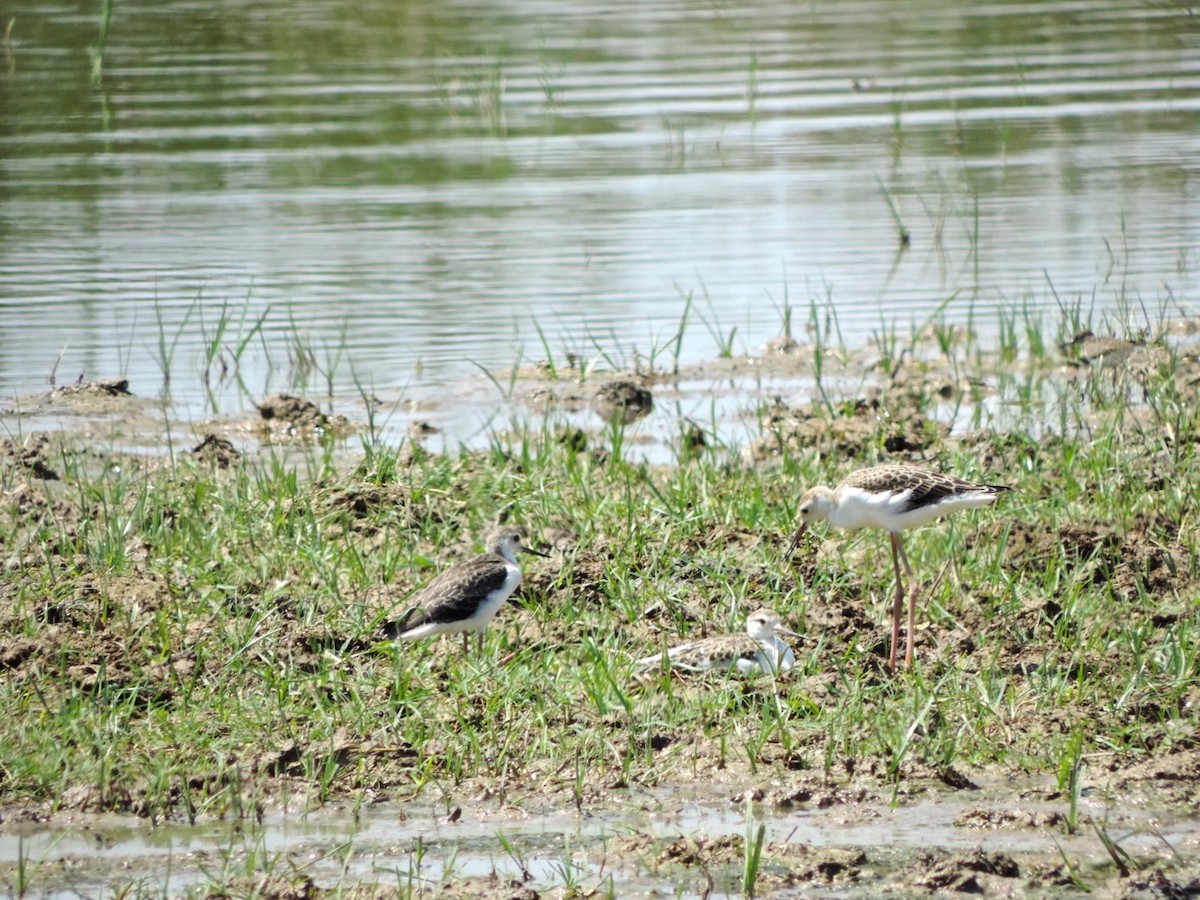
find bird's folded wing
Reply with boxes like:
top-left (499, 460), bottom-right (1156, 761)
top-left (381, 556), bottom-right (512, 632)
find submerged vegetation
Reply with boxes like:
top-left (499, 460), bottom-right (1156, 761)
top-left (1, 299), bottom-right (1199, 896)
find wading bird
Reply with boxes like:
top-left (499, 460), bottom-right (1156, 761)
top-left (786, 464), bottom-right (1010, 669)
top-left (384, 526), bottom-right (548, 653)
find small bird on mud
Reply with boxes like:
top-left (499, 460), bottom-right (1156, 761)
top-left (785, 464), bottom-right (1011, 670)
top-left (382, 526), bottom-right (548, 653)
top-left (634, 608), bottom-right (800, 675)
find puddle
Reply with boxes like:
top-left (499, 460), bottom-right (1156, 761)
top-left (3, 777), bottom-right (1197, 896)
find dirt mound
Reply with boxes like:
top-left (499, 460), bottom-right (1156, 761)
top-left (1116, 867), bottom-right (1200, 899)
top-left (191, 434), bottom-right (241, 468)
top-left (908, 848), bottom-right (1021, 892)
top-left (1, 433), bottom-right (59, 480)
top-left (50, 376), bottom-right (131, 398)
top-left (986, 513), bottom-right (1198, 601)
top-left (593, 379), bottom-right (653, 422)
top-left (955, 805), bottom-right (1066, 829)
top-left (257, 394), bottom-right (353, 439)
top-left (745, 396), bottom-right (948, 464)
top-left (316, 482), bottom-right (454, 547)
top-left (1111, 747), bottom-right (1200, 806)
top-left (759, 334), bottom-right (811, 357)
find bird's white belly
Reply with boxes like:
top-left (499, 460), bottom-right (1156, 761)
top-left (832, 486), bottom-right (993, 531)
top-left (747, 642), bottom-right (795, 674)
top-left (400, 562), bottom-right (521, 638)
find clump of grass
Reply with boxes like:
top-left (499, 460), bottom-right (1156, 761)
top-left (87, 0), bottom-right (113, 85)
top-left (197, 295), bottom-right (271, 412)
top-left (151, 292), bottom-right (199, 388)
top-left (693, 281), bottom-right (738, 359)
top-left (742, 807), bottom-right (766, 897)
top-left (876, 175), bottom-right (911, 249)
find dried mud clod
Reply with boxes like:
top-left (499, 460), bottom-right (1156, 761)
top-left (197, 874), bottom-right (316, 900)
top-left (0, 635), bottom-right (38, 672)
top-left (791, 848), bottom-right (868, 884)
top-left (555, 426), bottom-right (588, 453)
top-left (882, 358), bottom-right (992, 406)
top-left (0, 480), bottom-right (86, 554)
top-left (909, 848), bottom-right (1021, 892)
top-left (954, 806), bottom-right (1066, 830)
top-left (523, 383), bottom-right (590, 413)
top-left (957, 429), bottom-right (1052, 476)
top-left (404, 875), bottom-right (540, 900)
top-left (759, 334), bottom-right (811, 357)
top-left (760, 779), bottom-right (876, 811)
top-left (593, 379), bottom-right (653, 423)
top-left (256, 393), bottom-right (353, 439)
top-left (803, 594), bottom-right (885, 656)
top-left (1117, 867), bottom-right (1200, 900)
top-left (395, 419), bottom-right (440, 466)
top-left (50, 376), bottom-right (131, 398)
top-left (656, 833), bottom-right (746, 866)
top-left (624, 831), bottom-right (861, 891)
top-left (191, 434), bottom-right (241, 468)
top-left (316, 482), bottom-right (453, 546)
top-left (0, 433), bottom-right (59, 480)
top-left (1112, 747), bottom-right (1200, 807)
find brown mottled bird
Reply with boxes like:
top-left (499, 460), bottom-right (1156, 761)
top-left (786, 464), bottom-right (1011, 670)
top-left (1059, 329), bottom-right (1143, 367)
top-left (383, 527), bottom-right (548, 653)
top-left (634, 608), bottom-right (800, 675)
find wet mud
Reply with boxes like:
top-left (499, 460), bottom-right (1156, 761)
top-left (3, 777), bottom-right (1198, 897)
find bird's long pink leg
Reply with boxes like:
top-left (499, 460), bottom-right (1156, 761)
top-left (889, 532), bottom-right (905, 670)
top-left (894, 537), bottom-right (917, 667)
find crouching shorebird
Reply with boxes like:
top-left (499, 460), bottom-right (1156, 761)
top-left (786, 464), bottom-right (1011, 670)
top-left (383, 526), bottom-right (548, 653)
top-left (634, 608), bottom-right (800, 675)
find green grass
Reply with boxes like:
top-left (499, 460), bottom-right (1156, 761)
top-left (1, 301), bottom-right (1199, 894)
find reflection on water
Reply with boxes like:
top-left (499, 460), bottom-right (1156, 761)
top-left (1, 0), bottom-right (1198, 430)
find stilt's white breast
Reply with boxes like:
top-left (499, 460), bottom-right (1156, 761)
top-left (397, 556), bottom-right (522, 639)
top-left (831, 483), bottom-right (1001, 532)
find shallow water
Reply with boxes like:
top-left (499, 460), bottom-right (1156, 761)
top-left (2, 779), bottom-right (1196, 897)
top-left (2, 0), bottom-right (1198, 437)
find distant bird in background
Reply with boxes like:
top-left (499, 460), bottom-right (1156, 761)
top-left (384, 526), bottom-right (548, 653)
top-left (786, 464), bottom-right (1011, 670)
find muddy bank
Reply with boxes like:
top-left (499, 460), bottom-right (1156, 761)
top-left (3, 774), bottom-right (1199, 897)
